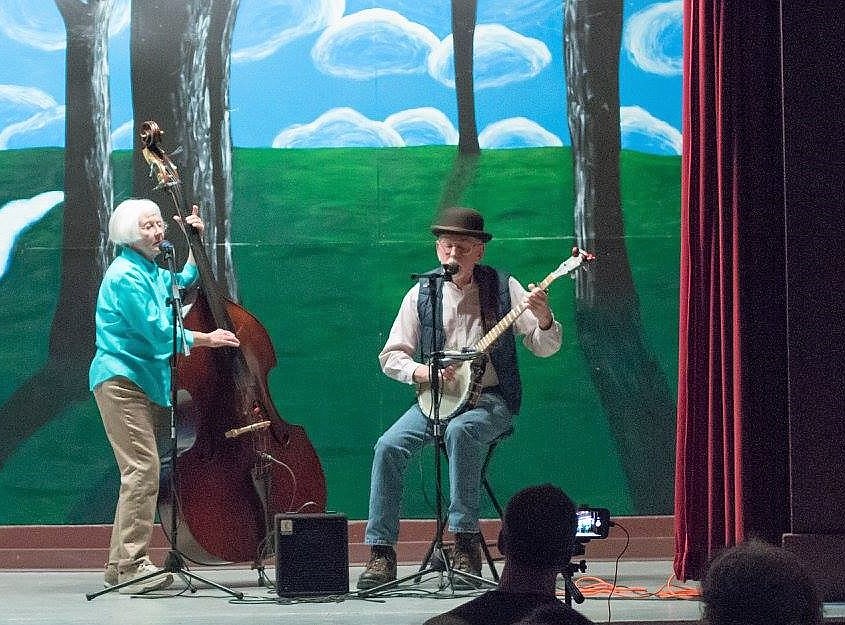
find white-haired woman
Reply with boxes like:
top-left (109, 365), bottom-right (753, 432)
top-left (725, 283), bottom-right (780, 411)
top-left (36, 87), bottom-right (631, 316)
top-left (89, 198), bottom-right (239, 593)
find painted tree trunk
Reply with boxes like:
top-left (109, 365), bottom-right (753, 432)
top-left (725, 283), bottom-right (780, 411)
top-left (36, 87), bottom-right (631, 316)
top-left (130, 0), bottom-right (238, 298)
top-left (0, 0), bottom-right (115, 465)
top-left (452, 0), bottom-right (479, 155)
top-left (564, 0), bottom-right (676, 513)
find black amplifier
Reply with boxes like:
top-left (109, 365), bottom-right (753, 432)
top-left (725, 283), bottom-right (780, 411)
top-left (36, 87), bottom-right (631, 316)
top-left (274, 513), bottom-right (349, 596)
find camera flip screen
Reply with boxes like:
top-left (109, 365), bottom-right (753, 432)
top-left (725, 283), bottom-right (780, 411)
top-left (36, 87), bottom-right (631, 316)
top-left (575, 507), bottom-right (610, 539)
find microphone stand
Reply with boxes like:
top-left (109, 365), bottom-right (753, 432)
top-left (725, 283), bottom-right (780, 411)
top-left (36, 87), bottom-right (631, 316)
top-left (415, 271), bottom-right (452, 588)
top-left (87, 246), bottom-right (243, 600)
top-left (358, 266), bottom-right (493, 596)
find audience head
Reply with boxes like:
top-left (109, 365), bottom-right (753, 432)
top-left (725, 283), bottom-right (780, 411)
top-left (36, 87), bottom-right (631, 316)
top-left (701, 539), bottom-right (822, 625)
top-left (498, 483), bottom-right (577, 569)
top-left (511, 603), bottom-right (571, 625)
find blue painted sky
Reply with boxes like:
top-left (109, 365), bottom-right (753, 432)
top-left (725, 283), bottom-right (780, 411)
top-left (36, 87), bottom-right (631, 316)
top-left (0, 0), bottom-right (681, 153)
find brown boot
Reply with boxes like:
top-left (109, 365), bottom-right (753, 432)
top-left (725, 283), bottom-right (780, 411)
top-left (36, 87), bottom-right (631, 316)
top-left (356, 545), bottom-right (397, 590)
top-left (451, 532), bottom-right (483, 590)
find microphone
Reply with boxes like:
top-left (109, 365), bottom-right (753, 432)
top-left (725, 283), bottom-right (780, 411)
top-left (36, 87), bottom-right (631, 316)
top-left (159, 240), bottom-right (175, 256)
top-left (434, 349), bottom-right (483, 368)
top-left (410, 262), bottom-right (459, 281)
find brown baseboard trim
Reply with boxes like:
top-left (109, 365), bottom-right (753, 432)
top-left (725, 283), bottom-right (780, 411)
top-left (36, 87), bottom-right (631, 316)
top-left (0, 515), bottom-right (674, 569)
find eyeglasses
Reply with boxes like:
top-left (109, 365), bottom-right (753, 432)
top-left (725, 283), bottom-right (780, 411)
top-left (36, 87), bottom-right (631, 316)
top-left (139, 220), bottom-right (167, 233)
top-left (436, 238), bottom-right (480, 256)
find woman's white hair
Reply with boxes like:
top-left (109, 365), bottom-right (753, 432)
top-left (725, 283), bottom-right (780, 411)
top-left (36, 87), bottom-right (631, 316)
top-left (108, 198), bottom-right (161, 246)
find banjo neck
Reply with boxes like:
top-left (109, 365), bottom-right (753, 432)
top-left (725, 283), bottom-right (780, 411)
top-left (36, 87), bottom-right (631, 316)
top-left (473, 270), bottom-right (558, 353)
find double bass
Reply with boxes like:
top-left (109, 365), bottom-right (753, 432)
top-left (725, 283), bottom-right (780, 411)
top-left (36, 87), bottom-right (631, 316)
top-left (139, 121), bottom-right (327, 565)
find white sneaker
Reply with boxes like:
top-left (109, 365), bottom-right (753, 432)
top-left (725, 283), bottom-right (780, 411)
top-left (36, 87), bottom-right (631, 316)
top-left (104, 563), bottom-right (118, 588)
top-left (118, 562), bottom-right (173, 594)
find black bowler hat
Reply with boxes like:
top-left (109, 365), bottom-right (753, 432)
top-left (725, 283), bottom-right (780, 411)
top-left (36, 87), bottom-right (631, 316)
top-left (431, 207), bottom-right (492, 242)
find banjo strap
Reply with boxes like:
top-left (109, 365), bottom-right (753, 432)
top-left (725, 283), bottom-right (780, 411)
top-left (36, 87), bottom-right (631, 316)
top-left (474, 265), bottom-right (501, 338)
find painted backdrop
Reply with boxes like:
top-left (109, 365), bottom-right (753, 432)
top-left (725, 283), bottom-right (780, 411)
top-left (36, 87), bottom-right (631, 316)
top-left (0, 0), bottom-right (681, 529)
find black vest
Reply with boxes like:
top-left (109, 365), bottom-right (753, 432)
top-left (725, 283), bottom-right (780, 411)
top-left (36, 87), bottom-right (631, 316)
top-left (417, 265), bottom-right (522, 414)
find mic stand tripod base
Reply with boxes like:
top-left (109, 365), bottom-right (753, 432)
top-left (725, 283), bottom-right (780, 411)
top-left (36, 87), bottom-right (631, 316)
top-left (419, 540), bottom-right (498, 591)
top-left (162, 549), bottom-right (245, 599)
top-left (355, 556), bottom-right (449, 598)
top-left (356, 548), bottom-right (497, 598)
top-left (85, 550), bottom-right (245, 601)
top-left (85, 568), bottom-right (173, 600)
top-left (356, 548), bottom-right (498, 598)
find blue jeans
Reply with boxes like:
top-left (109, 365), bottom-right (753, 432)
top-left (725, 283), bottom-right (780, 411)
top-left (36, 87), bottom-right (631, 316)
top-left (364, 390), bottom-right (513, 545)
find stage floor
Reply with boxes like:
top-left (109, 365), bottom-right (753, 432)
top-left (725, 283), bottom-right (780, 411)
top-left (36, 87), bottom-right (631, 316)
top-left (3, 559), bottom-right (844, 625)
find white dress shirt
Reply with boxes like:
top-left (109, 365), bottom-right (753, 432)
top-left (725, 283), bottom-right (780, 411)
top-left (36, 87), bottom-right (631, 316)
top-left (379, 275), bottom-right (562, 388)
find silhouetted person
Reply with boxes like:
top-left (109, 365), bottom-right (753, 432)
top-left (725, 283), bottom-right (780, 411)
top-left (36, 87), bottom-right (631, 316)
top-left (512, 603), bottom-right (584, 625)
top-left (701, 539), bottom-right (823, 625)
top-left (423, 483), bottom-right (594, 625)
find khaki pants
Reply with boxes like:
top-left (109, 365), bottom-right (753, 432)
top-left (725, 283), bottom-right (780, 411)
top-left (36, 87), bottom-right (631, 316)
top-left (94, 377), bottom-right (169, 573)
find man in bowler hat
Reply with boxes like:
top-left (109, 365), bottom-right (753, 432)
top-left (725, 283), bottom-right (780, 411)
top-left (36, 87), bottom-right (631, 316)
top-left (357, 207), bottom-right (562, 590)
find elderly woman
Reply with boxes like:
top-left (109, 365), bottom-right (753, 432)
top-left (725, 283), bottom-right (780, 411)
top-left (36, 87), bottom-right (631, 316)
top-left (89, 198), bottom-right (239, 593)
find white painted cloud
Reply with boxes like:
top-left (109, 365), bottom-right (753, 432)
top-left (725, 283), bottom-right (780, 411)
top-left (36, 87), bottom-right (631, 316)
top-left (0, 84), bottom-right (58, 110)
top-left (479, 117), bottom-right (563, 149)
top-left (0, 107), bottom-right (65, 149)
top-left (312, 8), bottom-right (440, 79)
top-left (111, 119), bottom-right (135, 150)
top-left (620, 105), bottom-right (681, 154)
top-left (232, 0), bottom-right (344, 63)
top-left (0, 191), bottom-right (63, 280)
top-left (272, 107), bottom-right (405, 148)
top-left (0, 0), bottom-right (130, 52)
top-left (429, 24), bottom-right (551, 90)
top-left (372, 1), bottom-right (562, 37)
top-left (623, 1), bottom-right (682, 76)
top-left (484, 0), bottom-right (561, 23)
top-left (384, 108), bottom-right (458, 146)
top-left (0, 85), bottom-right (65, 149)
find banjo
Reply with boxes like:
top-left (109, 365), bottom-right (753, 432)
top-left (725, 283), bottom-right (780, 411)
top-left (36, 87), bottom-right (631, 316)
top-left (416, 247), bottom-right (594, 421)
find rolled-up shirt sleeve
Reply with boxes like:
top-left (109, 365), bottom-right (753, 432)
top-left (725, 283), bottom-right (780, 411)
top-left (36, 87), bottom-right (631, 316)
top-left (378, 285), bottom-right (424, 384)
top-left (509, 276), bottom-right (562, 357)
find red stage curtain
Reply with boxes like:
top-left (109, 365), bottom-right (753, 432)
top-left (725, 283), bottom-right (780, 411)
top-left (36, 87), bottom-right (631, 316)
top-left (673, 1), bottom-right (790, 580)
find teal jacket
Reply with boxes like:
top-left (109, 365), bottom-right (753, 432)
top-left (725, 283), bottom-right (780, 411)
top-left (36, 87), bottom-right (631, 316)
top-left (89, 246), bottom-right (198, 407)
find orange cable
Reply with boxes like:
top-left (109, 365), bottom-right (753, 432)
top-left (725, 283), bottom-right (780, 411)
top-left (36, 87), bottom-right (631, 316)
top-left (572, 575), bottom-right (652, 598)
top-left (561, 574), bottom-right (700, 600)
top-left (653, 573), bottom-right (701, 599)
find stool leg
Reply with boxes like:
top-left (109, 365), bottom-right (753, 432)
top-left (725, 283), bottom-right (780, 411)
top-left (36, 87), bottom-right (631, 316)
top-left (483, 474), bottom-right (505, 519)
top-left (479, 444), bottom-right (505, 581)
top-left (479, 530), bottom-right (500, 582)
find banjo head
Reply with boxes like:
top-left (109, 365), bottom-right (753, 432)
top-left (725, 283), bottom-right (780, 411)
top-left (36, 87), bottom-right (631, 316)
top-left (417, 361), bottom-right (472, 421)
